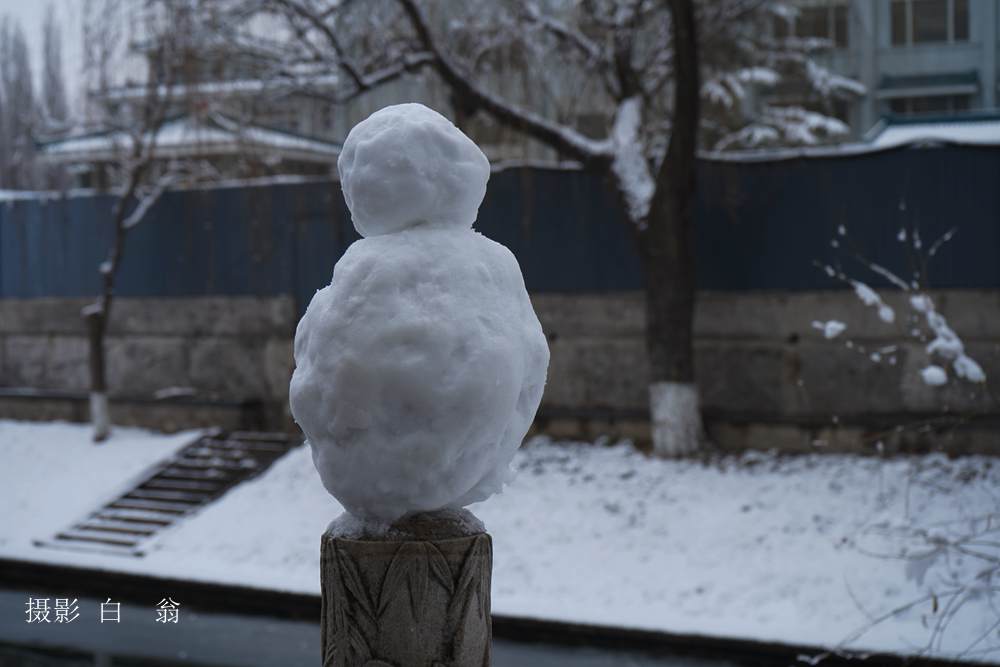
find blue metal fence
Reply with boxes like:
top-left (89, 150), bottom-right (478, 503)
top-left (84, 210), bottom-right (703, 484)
top-left (2, 144), bottom-right (998, 315)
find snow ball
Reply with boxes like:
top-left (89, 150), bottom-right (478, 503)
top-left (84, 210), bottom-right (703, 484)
top-left (337, 103), bottom-right (490, 237)
top-left (812, 320), bottom-right (846, 339)
top-left (290, 227), bottom-right (549, 522)
top-left (921, 365), bottom-right (948, 386)
top-left (909, 294), bottom-right (932, 313)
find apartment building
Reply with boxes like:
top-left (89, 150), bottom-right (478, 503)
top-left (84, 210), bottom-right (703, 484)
top-left (786, 0), bottom-right (999, 136)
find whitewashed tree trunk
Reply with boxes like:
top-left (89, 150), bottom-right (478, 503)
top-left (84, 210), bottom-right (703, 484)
top-left (649, 381), bottom-right (702, 457)
top-left (90, 391), bottom-right (110, 442)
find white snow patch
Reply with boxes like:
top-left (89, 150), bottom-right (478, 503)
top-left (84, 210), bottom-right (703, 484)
top-left (0, 420), bottom-right (196, 554)
top-left (610, 97), bottom-right (655, 222)
top-left (953, 354), bottom-right (986, 383)
top-left (812, 320), bottom-right (846, 339)
top-left (920, 365), bottom-right (948, 386)
top-left (4, 424), bottom-right (998, 661)
top-left (915, 295), bottom-right (986, 384)
top-left (850, 280), bottom-right (895, 323)
top-left (871, 118), bottom-right (1000, 148)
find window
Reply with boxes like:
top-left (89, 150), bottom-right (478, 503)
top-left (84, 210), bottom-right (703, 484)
top-left (889, 94), bottom-right (971, 114)
top-left (954, 0), bottom-right (969, 40)
top-left (775, 2), bottom-right (849, 48)
top-left (890, 0), bottom-right (969, 45)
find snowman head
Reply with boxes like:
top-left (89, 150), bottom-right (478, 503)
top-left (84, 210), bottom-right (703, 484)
top-left (337, 103), bottom-right (490, 238)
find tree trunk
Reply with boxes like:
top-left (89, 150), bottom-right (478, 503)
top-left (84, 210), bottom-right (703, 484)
top-left (641, 0), bottom-right (703, 456)
top-left (84, 309), bottom-right (110, 442)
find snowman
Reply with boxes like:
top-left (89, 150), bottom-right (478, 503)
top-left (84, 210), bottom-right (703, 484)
top-left (290, 103), bottom-right (550, 524)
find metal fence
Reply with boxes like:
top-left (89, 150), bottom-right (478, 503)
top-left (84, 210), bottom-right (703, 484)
top-left (2, 144), bottom-right (998, 315)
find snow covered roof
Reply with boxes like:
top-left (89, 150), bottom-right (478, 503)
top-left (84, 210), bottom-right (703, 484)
top-left (701, 112), bottom-right (1000, 162)
top-left (40, 113), bottom-right (341, 164)
top-left (866, 113), bottom-right (1000, 149)
top-left (102, 75), bottom-right (340, 103)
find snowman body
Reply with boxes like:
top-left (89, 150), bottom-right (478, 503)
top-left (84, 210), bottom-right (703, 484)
top-left (290, 104), bottom-right (549, 522)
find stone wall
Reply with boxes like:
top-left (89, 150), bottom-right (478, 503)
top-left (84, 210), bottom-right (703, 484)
top-left (534, 290), bottom-right (1000, 454)
top-left (1, 291), bottom-right (997, 453)
top-left (0, 297), bottom-right (295, 432)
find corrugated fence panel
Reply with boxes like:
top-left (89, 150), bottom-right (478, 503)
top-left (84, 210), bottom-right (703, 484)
top-left (695, 145), bottom-right (1000, 290)
top-left (2, 145), bottom-right (999, 313)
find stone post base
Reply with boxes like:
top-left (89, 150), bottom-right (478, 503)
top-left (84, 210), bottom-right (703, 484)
top-left (320, 509), bottom-right (492, 667)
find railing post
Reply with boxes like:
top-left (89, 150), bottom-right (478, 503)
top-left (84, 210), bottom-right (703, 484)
top-left (320, 510), bottom-right (492, 667)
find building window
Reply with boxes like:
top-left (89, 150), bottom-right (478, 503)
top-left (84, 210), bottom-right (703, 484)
top-left (890, 0), bottom-right (969, 45)
top-left (775, 2), bottom-right (849, 48)
top-left (889, 94), bottom-right (971, 114)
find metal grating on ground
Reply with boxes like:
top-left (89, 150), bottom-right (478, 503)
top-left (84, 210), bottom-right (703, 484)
top-left (35, 430), bottom-right (302, 558)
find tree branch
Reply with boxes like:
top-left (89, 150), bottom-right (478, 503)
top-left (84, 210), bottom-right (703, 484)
top-left (396, 0), bottom-right (611, 166)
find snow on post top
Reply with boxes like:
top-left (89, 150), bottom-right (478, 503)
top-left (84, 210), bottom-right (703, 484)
top-left (337, 103), bottom-right (490, 237)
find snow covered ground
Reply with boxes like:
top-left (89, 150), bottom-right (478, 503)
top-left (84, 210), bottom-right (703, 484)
top-left (1, 419), bottom-right (997, 662)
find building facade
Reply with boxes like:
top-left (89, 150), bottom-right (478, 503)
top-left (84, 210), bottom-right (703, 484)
top-left (790, 0), bottom-right (999, 136)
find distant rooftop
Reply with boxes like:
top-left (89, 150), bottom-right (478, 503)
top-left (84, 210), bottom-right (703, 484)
top-left (40, 113), bottom-right (341, 164)
top-left (865, 111), bottom-right (1000, 148)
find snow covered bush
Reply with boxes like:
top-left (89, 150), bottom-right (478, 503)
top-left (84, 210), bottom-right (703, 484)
top-left (808, 222), bottom-right (998, 660)
top-left (839, 458), bottom-right (1000, 660)
top-left (816, 224), bottom-right (987, 390)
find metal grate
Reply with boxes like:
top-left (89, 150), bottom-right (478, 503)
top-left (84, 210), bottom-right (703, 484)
top-left (35, 430), bottom-right (302, 557)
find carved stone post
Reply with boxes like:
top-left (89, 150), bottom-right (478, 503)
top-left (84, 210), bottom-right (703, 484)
top-left (320, 510), bottom-right (492, 667)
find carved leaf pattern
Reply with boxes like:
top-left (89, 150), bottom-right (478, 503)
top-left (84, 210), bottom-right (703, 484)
top-left (324, 540), bottom-right (374, 666)
top-left (378, 544), bottom-right (410, 617)
top-left (322, 534), bottom-right (490, 667)
top-left (450, 535), bottom-right (489, 620)
top-left (428, 544), bottom-right (455, 595)
top-left (338, 546), bottom-right (376, 622)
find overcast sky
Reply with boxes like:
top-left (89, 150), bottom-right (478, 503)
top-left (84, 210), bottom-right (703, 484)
top-left (0, 1), bottom-right (88, 108)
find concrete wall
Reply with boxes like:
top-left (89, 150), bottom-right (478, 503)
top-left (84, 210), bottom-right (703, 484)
top-left (0, 297), bottom-right (295, 432)
top-left (534, 289), bottom-right (1000, 454)
top-left (2, 291), bottom-right (997, 454)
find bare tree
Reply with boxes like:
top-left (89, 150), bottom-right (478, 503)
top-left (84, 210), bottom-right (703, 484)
top-left (80, 0), bottom-right (214, 441)
top-left (206, 0), bottom-right (862, 454)
top-left (41, 4), bottom-right (69, 128)
top-left (81, 0), bottom-right (125, 126)
top-left (0, 15), bottom-right (39, 189)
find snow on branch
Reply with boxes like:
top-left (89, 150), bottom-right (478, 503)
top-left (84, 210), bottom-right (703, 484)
top-left (806, 60), bottom-right (866, 98)
top-left (517, 1), bottom-right (604, 63)
top-left (814, 224), bottom-right (986, 387)
top-left (610, 97), bottom-right (654, 222)
top-left (396, 0), bottom-right (612, 165)
top-left (911, 295), bottom-right (986, 383)
top-left (122, 171), bottom-right (177, 230)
